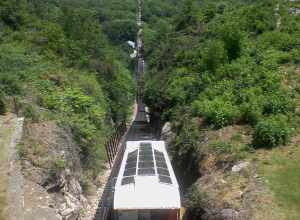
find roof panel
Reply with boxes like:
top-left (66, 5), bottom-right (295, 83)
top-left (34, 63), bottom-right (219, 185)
top-left (138, 168), bottom-right (155, 175)
top-left (154, 150), bottom-right (164, 157)
top-left (158, 175), bottom-right (172, 184)
top-left (139, 151), bottom-right (153, 157)
top-left (139, 154), bottom-right (153, 160)
top-left (121, 176), bottom-right (135, 185)
top-left (157, 168), bottom-right (170, 176)
top-left (140, 143), bottom-right (152, 148)
top-left (156, 161), bottom-right (168, 169)
top-left (114, 141), bottom-right (181, 210)
top-left (124, 168), bottom-right (136, 176)
top-left (138, 161), bottom-right (154, 168)
top-left (128, 150), bottom-right (138, 158)
top-left (155, 155), bottom-right (166, 160)
top-left (126, 157), bottom-right (137, 163)
top-left (125, 162), bottom-right (137, 169)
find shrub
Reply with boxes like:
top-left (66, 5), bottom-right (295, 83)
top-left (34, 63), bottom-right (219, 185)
top-left (103, 19), bottom-right (138, 43)
top-left (49, 157), bottom-right (65, 177)
top-left (23, 105), bottom-right (40, 122)
top-left (259, 31), bottom-right (297, 51)
top-left (219, 23), bottom-right (242, 61)
top-left (0, 73), bottom-right (21, 95)
top-left (39, 22), bottom-right (66, 55)
top-left (201, 40), bottom-right (227, 73)
top-left (253, 115), bottom-right (292, 148)
top-left (170, 112), bottom-right (201, 187)
top-left (0, 91), bottom-right (6, 114)
top-left (166, 71), bottom-right (199, 104)
top-left (243, 3), bottom-right (276, 35)
top-left (80, 178), bottom-right (95, 196)
top-left (173, 116), bottom-right (200, 170)
top-left (240, 102), bottom-right (263, 125)
top-left (238, 87), bottom-right (265, 124)
top-left (184, 184), bottom-right (208, 219)
top-left (193, 98), bottom-right (241, 128)
top-left (263, 92), bottom-right (293, 115)
top-left (210, 141), bottom-right (234, 154)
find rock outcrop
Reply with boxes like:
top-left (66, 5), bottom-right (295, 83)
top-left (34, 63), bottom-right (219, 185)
top-left (20, 121), bottom-right (88, 220)
top-left (161, 122), bottom-right (176, 147)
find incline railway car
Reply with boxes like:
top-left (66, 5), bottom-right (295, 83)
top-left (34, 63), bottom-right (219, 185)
top-left (113, 141), bottom-right (181, 220)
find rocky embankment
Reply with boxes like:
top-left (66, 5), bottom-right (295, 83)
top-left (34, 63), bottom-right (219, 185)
top-left (161, 122), bottom-right (282, 220)
top-left (19, 121), bottom-right (88, 220)
top-left (17, 103), bottom-right (137, 220)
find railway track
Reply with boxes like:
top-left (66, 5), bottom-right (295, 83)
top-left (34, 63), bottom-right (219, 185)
top-left (93, 1), bottom-right (157, 219)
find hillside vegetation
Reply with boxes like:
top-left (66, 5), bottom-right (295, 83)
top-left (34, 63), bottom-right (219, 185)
top-left (0, 2), bottom-right (137, 215)
top-left (142, 0), bottom-right (300, 219)
top-left (1, 0), bottom-right (300, 219)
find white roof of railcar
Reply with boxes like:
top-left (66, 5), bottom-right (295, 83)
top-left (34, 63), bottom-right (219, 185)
top-left (114, 141), bottom-right (181, 210)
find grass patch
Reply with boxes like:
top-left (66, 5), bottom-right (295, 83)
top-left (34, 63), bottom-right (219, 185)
top-left (259, 140), bottom-right (300, 220)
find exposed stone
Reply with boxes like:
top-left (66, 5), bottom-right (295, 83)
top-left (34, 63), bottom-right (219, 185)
top-left (161, 122), bottom-right (176, 147)
top-left (221, 209), bottom-right (239, 220)
top-left (232, 161), bottom-right (250, 173)
top-left (21, 121), bottom-right (89, 219)
top-left (289, 8), bottom-right (300, 15)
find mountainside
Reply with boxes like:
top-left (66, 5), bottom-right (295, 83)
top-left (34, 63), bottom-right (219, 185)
top-left (0, 0), bottom-right (137, 219)
top-left (1, 0), bottom-right (300, 219)
top-left (142, 0), bottom-right (300, 219)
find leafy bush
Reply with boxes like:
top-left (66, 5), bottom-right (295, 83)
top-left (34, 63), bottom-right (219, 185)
top-left (99, 63), bottom-right (136, 122)
top-left (0, 93), bottom-right (6, 115)
top-left (240, 102), bottom-right (263, 125)
top-left (219, 23), bottom-right (242, 61)
top-left (258, 31), bottom-right (298, 51)
top-left (184, 184), bottom-right (208, 219)
top-left (0, 0), bottom-right (28, 29)
top-left (253, 115), bottom-right (292, 148)
top-left (193, 98), bottom-right (241, 128)
top-left (23, 104), bottom-right (40, 122)
top-left (166, 70), bottom-right (199, 104)
top-left (238, 87), bottom-right (265, 124)
top-left (103, 19), bottom-right (138, 43)
top-left (39, 22), bottom-right (66, 55)
top-left (170, 112), bottom-right (201, 187)
top-left (201, 40), bottom-right (227, 73)
top-left (242, 3), bottom-right (276, 35)
top-left (263, 92), bottom-right (293, 115)
top-left (49, 157), bottom-right (65, 177)
top-left (0, 73), bottom-right (21, 95)
top-left (0, 0), bottom-right (136, 180)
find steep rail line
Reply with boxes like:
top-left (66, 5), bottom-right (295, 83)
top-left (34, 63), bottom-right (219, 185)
top-left (93, 1), bottom-right (156, 219)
